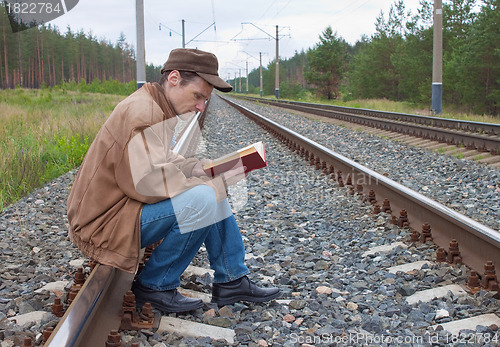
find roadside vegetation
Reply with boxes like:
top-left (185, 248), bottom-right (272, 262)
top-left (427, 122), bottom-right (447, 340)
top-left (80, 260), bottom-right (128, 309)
top-left (0, 84), bottom-right (128, 211)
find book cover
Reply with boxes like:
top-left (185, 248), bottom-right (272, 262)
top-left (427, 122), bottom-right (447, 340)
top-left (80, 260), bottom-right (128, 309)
top-left (203, 141), bottom-right (267, 177)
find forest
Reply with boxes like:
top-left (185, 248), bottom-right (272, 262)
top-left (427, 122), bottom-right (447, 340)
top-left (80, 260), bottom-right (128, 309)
top-left (242, 0), bottom-right (499, 116)
top-left (0, 4), bottom-right (160, 91)
top-left (0, 0), bottom-right (498, 115)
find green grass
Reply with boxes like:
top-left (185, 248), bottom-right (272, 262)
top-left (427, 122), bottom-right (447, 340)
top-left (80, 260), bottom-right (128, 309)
top-left (0, 87), bottom-right (125, 211)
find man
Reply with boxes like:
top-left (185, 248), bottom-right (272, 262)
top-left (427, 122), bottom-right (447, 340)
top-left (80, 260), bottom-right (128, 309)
top-left (67, 48), bottom-right (280, 313)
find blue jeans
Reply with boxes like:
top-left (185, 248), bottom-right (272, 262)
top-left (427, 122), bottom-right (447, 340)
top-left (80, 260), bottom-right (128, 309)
top-left (138, 185), bottom-right (249, 291)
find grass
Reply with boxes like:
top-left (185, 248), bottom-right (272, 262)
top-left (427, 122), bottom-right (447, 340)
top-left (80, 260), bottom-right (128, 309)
top-left (0, 87), bottom-right (125, 211)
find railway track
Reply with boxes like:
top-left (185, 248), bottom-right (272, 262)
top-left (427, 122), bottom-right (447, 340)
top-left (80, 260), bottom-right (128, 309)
top-left (233, 96), bottom-right (500, 168)
top-left (13, 94), bottom-right (500, 346)
top-left (219, 96), bottom-right (500, 277)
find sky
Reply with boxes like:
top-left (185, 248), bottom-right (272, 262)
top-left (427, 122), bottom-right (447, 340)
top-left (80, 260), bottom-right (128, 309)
top-left (48, 0), bottom-right (424, 79)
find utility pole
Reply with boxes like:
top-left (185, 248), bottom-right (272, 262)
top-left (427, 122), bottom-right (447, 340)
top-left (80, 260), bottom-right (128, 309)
top-left (232, 23), bottom-right (287, 99)
top-left (182, 19), bottom-right (186, 48)
top-left (160, 20), bottom-right (214, 49)
top-left (259, 52), bottom-right (263, 98)
top-left (136, 0), bottom-right (146, 89)
top-left (238, 69), bottom-right (242, 93)
top-left (245, 60), bottom-right (249, 94)
top-left (432, 0), bottom-right (443, 114)
top-left (275, 25), bottom-right (279, 99)
top-left (243, 51), bottom-right (262, 96)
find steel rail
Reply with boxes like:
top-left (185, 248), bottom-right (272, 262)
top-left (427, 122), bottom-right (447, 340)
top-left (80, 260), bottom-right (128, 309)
top-left (235, 96), bottom-right (500, 154)
top-left (220, 95), bottom-right (500, 279)
top-left (45, 103), bottom-right (209, 346)
top-left (238, 96), bottom-right (500, 136)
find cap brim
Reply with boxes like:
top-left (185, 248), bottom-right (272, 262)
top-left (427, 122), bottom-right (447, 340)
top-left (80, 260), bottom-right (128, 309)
top-left (197, 72), bottom-right (233, 92)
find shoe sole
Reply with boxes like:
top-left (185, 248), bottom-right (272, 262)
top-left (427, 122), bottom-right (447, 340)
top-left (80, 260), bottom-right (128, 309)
top-left (212, 290), bottom-right (281, 306)
top-left (135, 298), bottom-right (203, 313)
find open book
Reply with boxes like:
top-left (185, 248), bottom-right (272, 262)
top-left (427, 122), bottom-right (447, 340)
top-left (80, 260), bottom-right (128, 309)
top-left (203, 141), bottom-right (267, 177)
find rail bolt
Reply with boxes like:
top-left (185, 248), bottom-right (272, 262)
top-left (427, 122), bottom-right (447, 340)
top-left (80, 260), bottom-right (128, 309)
top-left (436, 247), bottom-right (447, 262)
top-left (390, 216), bottom-right (398, 225)
top-left (447, 239), bottom-right (462, 264)
top-left (315, 157), bottom-right (321, 170)
top-left (338, 177), bottom-right (344, 187)
top-left (420, 224), bottom-right (433, 243)
top-left (42, 326), bottom-right (54, 344)
top-left (106, 330), bottom-right (122, 347)
top-left (410, 230), bottom-right (420, 242)
top-left (67, 287), bottom-right (79, 305)
top-left (368, 190), bottom-right (377, 204)
top-left (140, 302), bottom-right (154, 323)
top-left (346, 174), bottom-right (352, 186)
top-left (398, 210), bottom-right (409, 228)
top-left (88, 259), bottom-right (98, 270)
top-left (51, 297), bottom-right (64, 318)
top-left (382, 199), bottom-right (392, 214)
top-left (373, 204), bottom-right (381, 214)
top-left (466, 270), bottom-right (482, 293)
top-left (321, 161), bottom-right (327, 174)
top-left (21, 338), bottom-right (33, 347)
top-left (336, 171), bottom-right (342, 182)
top-left (481, 261), bottom-right (500, 291)
top-left (74, 267), bottom-right (86, 286)
top-left (309, 153), bottom-right (315, 165)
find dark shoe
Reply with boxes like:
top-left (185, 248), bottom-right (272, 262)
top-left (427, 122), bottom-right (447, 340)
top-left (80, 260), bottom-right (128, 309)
top-left (211, 276), bottom-right (281, 306)
top-left (132, 281), bottom-right (203, 313)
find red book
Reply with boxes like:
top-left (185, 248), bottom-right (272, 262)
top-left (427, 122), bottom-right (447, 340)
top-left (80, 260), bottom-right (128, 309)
top-left (203, 141), bottom-right (267, 177)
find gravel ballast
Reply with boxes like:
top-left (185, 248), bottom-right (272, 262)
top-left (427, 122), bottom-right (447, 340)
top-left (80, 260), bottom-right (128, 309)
top-left (0, 94), bottom-right (498, 346)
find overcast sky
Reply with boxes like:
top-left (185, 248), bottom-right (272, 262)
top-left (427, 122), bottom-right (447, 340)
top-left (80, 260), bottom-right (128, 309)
top-left (48, 0), bottom-right (423, 79)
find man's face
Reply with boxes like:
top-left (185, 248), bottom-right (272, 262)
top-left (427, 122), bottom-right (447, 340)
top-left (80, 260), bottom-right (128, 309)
top-left (166, 71), bottom-right (214, 116)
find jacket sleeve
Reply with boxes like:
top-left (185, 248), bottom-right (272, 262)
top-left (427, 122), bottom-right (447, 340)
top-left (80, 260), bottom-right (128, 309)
top-left (119, 123), bottom-right (227, 204)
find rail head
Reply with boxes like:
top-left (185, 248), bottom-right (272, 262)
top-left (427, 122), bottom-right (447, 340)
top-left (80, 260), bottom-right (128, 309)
top-left (236, 95), bottom-right (500, 136)
top-left (46, 264), bottom-right (115, 346)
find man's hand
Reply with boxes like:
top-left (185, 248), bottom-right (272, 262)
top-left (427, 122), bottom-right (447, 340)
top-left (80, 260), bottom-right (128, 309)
top-left (191, 158), bottom-right (246, 186)
top-left (222, 165), bottom-right (247, 186)
top-left (191, 159), bottom-right (211, 177)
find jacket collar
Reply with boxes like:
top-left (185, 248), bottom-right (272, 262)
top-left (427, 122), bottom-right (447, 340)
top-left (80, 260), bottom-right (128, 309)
top-left (143, 82), bottom-right (176, 120)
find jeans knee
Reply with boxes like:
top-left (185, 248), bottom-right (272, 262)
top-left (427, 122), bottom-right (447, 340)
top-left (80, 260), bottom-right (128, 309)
top-left (189, 185), bottom-right (217, 216)
top-left (172, 185), bottom-right (218, 230)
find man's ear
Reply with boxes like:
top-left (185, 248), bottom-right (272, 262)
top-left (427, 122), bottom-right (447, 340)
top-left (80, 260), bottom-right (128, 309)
top-left (168, 70), bottom-right (181, 86)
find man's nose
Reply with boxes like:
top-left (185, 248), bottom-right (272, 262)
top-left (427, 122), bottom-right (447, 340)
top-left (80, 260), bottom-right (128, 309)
top-left (196, 99), bottom-right (208, 112)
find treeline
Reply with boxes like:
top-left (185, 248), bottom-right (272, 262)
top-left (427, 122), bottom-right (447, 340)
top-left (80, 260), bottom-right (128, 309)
top-left (241, 0), bottom-right (499, 116)
top-left (0, 5), bottom-right (164, 89)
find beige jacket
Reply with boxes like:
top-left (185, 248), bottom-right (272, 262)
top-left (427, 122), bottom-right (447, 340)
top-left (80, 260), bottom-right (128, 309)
top-left (67, 83), bottom-right (226, 273)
